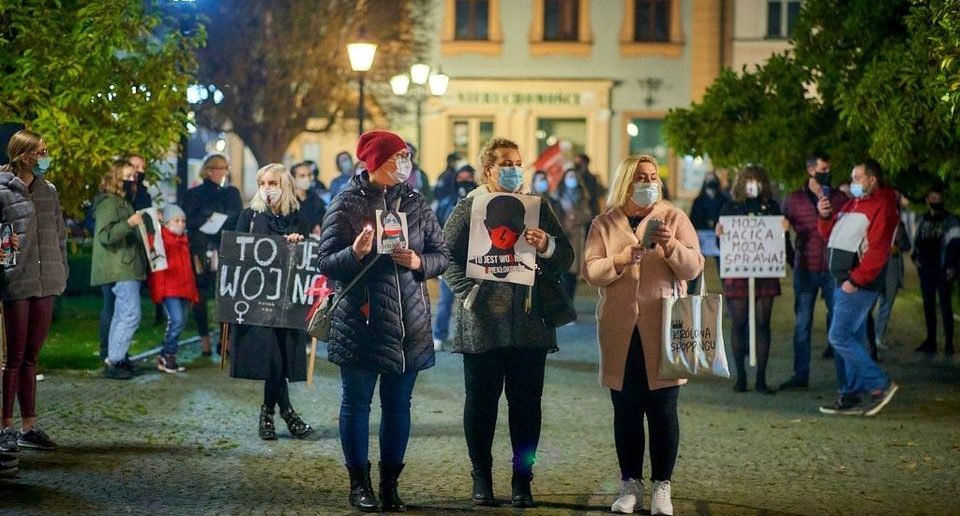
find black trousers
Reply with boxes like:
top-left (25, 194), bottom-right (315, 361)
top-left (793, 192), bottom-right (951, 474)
top-left (727, 297), bottom-right (774, 387)
top-left (919, 268), bottom-right (954, 350)
top-left (463, 347), bottom-right (548, 476)
top-left (192, 269), bottom-right (215, 337)
top-left (263, 330), bottom-right (291, 412)
top-left (611, 330), bottom-right (680, 482)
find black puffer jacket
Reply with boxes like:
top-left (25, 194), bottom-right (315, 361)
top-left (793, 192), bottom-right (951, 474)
top-left (316, 172), bottom-right (449, 375)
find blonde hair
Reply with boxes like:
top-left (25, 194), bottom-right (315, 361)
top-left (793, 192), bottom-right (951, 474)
top-left (249, 163), bottom-right (300, 216)
top-left (99, 159), bottom-right (134, 198)
top-left (607, 154), bottom-right (661, 209)
top-left (477, 137), bottom-right (520, 185)
top-left (198, 153), bottom-right (229, 180)
top-left (1, 129), bottom-right (43, 175)
top-left (730, 164), bottom-right (773, 203)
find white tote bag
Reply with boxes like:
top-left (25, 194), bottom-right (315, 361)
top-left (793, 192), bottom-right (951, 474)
top-left (657, 276), bottom-right (730, 380)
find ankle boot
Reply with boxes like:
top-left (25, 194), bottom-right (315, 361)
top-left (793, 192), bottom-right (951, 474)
top-left (258, 405), bottom-right (277, 440)
top-left (756, 372), bottom-right (775, 395)
top-left (471, 467), bottom-right (497, 506)
top-left (379, 462), bottom-right (406, 512)
top-left (279, 407), bottom-right (313, 438)
top-left (511, 468), bottom-right (534, 508)
top-left (346, 462), bottom-right (379, 512)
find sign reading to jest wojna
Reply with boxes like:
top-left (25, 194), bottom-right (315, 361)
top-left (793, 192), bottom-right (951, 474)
top-left (215, 231), bottom-right (323, 329)
top-left (718, 215), bottom-right (786, 279)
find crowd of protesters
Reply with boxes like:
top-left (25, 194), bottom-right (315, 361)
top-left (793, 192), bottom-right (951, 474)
top-left (1, 125), bottom-right (956, 515)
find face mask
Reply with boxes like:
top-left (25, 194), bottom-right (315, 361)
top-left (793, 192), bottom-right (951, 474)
top-left (294, 177), bottom-right (312, 191)
top-left (123, 179), bottom-right (136, 200)
top-left (534, 178), bottom-right (549, 193)
top-left (338, 158), bottom-right (353, 174)
top-left (497, 166), bottom-right (524, 192)
top-left (745, 181), bottom-right (760, 199)
top-left (849, 183), bottom-right (865, 199)
top-left (457, 181), bottom-right (476, 198)
top-left (33, 156), bottom-right (51, 176)
top-left (260, 187), bottom-right (281, 205)
top-left (815, 172), bottom-right (831, 187)
top-left (166, 221), bottom-right (186, 235)
top-left (632, 182), bottom-right (660, 207)
top-left (564, 176), bottom-right (579, 189)
top-left (392, 157), bottom-right (413, 183)
top-left (489, 226), bottom-right (520, 250)
top-left (930, 202), bottom-right (945, 213)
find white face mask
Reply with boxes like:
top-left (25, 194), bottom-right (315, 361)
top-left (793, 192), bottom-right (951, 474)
top-left (294, 177), bottom-right (312, 191)
top-left (260, 187), bottom-right (282, 205)
top-left (745, 181), bottom-right (760, 199)
top-left (632, 182), bottom-right (660, 207)
top-left (392, 157), bottom-right (413, 183)
top-left (166, 221), bottom-right (186, 235)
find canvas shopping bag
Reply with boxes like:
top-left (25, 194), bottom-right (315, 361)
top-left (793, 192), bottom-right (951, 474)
top-left (658, 276), bottom-right (730, 380)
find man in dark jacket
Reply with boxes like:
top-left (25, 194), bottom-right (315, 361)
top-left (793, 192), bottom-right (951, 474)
top-left (817, 159), bottom-right (899, 416)
top-left (328, 151), bottom-right (355, 201)
top-left (912, 186), bottom-right (958, 355)
top-left (573, 153), bottom-right (603, 218)
top-left (432, 152), bottom-right (462, 209)
top-left (780, 152), bottom-right (849, 389)
top-left (432, 164), bottom-right (474, 350)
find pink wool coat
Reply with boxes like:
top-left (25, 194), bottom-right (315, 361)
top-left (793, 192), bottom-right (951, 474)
top-left (581, 201), bottom-right (704, 391)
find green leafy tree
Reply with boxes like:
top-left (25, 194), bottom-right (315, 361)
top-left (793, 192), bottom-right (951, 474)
top-left (192, 0), bottom-right (431, 166)
top-left (664, 0), bottom-right (960, 200)
top-left (0, 0), bottom-right (204, 216)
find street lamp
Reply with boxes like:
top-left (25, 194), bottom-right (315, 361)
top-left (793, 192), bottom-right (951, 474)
top-left (390, 64), bottom-right (449, 153)
top-left (347, 33), bottom-right (377, 136)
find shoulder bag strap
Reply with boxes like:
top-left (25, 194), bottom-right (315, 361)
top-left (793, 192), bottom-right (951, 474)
top-left (329, 253), bottom-right (381, 306)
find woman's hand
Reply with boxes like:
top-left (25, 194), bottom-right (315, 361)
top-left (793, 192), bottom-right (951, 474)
top-left (715, 223), bottom-right (724, 237)
top-left (392, 248), bottom-right (422, 270)
top-left (285, 233), bottom-right (304, 243)
top-left (352, 225), bottom-right (375, 261)
top-left (524, 228), bottom-right (550, 253)
top-left (650, 223), bottom-right (676, 255)
top-left (127, 212), bottom-right (143, 228)
top-left (613, 243), bottom-right (647, 272)
top-left (10, 233), bottom-right (19, 251)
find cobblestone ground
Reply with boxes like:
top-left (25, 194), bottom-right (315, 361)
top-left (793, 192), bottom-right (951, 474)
top-left (1, 277), bottom-right (959, 515)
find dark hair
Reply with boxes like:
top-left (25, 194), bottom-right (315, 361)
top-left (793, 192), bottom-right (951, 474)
top-left (302, 159), bottom-right (319, 179)
top-left (806, 151), bottom-right (830, 169)
top-left (335, 151), bottom-right (351, 165)
top-left (926, 185), bottom-right (945, 197)
top-left (577, 153), bottom-right (590, 165)
top-left (290, 161), bottom-right (311, 176)
top-left (858, 159), bottom-right (884, 185)
top-left (731, 164), bottom-right (774, 203)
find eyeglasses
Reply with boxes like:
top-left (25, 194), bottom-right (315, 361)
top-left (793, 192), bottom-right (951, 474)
top-left (391, 152), bottom-right (412, 161)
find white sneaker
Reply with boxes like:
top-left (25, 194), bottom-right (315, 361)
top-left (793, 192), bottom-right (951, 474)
top-left (650, 480), bottom-right (673, 515)
top-left (433, 338), bottom-right (445, 351)
top-left (611, 478), bottom-right (643, 514)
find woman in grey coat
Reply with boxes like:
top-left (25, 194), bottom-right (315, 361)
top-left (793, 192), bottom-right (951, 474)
top-left (442, 137), bottom-right (573, 508)
top-left (0, 129), bottom-right (68, 452)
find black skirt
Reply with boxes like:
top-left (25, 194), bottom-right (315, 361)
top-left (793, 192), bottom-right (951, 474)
top-left (229, 325), bottom-right (308, 382)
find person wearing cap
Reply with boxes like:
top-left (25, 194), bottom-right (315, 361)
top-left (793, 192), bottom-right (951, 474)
top-left (433, 151), bottom-right (462, 208)
top-left (146, 204), bottom-right (199, 374)
top-left (441, 137), bottom-right (573, 508)
top-left (316, 130), bottom-right (450, 512)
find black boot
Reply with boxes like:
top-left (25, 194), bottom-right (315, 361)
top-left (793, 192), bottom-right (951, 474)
top-left (258, 405), bottom-right (277, 440)
top-left (379, 463), bottom-right (406, 512)
top-left (755, 372), bottom-right (775, 395)
top-left (471, 467), bottom-right (497, 506)
top-left (346, 462), bottom-right (379, 512)
top-left (279, 407), bottom-right (313, 438)
top-left (511, 468), bottom-right (534, 508)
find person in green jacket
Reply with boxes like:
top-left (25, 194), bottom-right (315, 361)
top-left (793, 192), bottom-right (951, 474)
top-left (91, 159), bottom-right (147, 380)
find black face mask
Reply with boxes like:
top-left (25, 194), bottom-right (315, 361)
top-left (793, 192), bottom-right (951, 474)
top-left (456, 181), bottom-right (476, 199)
top-left (930, 202), bottom-right (945, 213)
top-left (122, 179), bottom-right (137, 200)
top-left (815, 172), bottom-right (831, 187)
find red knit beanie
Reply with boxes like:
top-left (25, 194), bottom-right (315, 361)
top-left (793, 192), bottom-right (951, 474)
top-left (356, 130), bottom-right (407, 174)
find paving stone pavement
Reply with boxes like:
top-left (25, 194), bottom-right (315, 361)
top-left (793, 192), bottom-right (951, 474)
top-left (1, 287), bottom-right (959, 515)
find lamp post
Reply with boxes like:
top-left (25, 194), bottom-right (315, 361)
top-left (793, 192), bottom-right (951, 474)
top-left (390, 64), bottom-right (449, 153)
top-left (347, 34), bottom-right (377, 136)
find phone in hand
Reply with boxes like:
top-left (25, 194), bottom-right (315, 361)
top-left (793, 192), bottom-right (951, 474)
top-left (641, 218), bottom-right (664, 250)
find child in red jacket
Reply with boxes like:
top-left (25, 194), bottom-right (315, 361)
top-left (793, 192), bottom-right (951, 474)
top-left (148, 205), bottom-right (199, 373)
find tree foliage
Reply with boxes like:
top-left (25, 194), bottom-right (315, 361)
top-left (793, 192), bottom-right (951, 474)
top-left (663, 0), bottom-right (960, 201)
top-left (192, 0), bottom-right (431, 166)
top-left (0, 0), bottom-right (204, 216)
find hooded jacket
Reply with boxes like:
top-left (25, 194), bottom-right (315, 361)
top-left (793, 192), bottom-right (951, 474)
top-left (90, 192), bottom-right (147, 286)
top-left (316, 172), bottom-right (450, 375)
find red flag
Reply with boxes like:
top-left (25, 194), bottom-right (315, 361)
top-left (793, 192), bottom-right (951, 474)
top-left (533, 143), bottom-right (565, 191)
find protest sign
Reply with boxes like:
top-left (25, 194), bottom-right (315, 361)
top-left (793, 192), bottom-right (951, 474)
top-left (466, 193), bottom-right (540, 286)
top-left (138, 207), bottom-right (168, 272)
top-left (719, 215), bottom-right (786, 278)
top-left (215, 231), bottom-right (323, 329)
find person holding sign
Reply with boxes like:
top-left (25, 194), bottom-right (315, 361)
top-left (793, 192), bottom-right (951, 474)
top-left (91, 159), bottom-right (148, 381)
top-left (0, 129), bottom-right (68, 452)
top-left (317, 130), bottom-right (449, 513)
top-left (442, 137), bottom-right (573, 508)
top-left (717, 165), bottom-right (783, 394)
top-left (582, 154), bottom-right (702, 516)
top-left (227, 164), bottom-right (313, 441)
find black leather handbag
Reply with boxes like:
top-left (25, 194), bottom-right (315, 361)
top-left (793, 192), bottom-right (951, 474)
top-left (534, 264), bottom-right (577, 327)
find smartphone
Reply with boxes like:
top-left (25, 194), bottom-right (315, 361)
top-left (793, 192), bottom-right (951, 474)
top-left (641, 218), bottom-right (664, 249)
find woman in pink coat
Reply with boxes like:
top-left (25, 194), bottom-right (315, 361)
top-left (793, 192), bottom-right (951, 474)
top-left (581, 154), bottom-right (703, 516)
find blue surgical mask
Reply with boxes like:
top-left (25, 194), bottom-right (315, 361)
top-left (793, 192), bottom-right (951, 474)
top-left (497, 166), bottom-right (524, 192)
top-left (534, 178), bottom-right (549, 193)
top-left (850, 183), bottom-right (865, 198)
top-left (564, 176), bottom-right (579, 189)
top-left (33, 156), bottom-right (51, 176)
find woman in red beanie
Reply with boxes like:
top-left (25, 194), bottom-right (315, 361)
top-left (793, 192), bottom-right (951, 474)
top-left (317, 130), bottom-right (450, 512)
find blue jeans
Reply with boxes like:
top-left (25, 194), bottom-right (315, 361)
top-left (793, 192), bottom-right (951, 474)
top-left (339, 365), bottom-right (419, 468)
top-left (791, 269), bottom-right (835, 382)
top-left (432, 279), bottom-right (454, 341)
top-left (162, 297), bottom-right (189, 356)
top-left (829, 287), bottom-right (889, 395)
top-left (108, 281), bottom-right (142, 364)
top-left (99, 283), bottom-right (116, 359)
